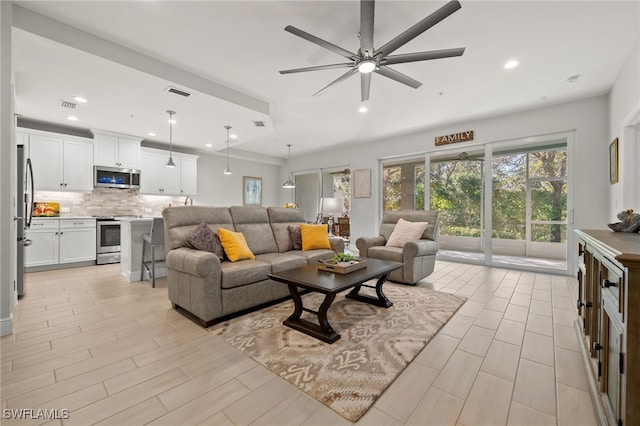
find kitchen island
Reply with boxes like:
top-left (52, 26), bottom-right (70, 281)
top-left (118, 217), bottom-right (166, 283)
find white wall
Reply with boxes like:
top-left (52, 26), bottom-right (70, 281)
top-left (284, 95), bottom-right (611, 251)
top-left (196, 153), bottom-right (281, 207)
top-left (609, 38), bottom-right (640, 217)
top-left (0, 2), bottom-right (14, 336)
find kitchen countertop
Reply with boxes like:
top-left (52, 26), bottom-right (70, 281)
top-left (116, 216), bottom-right (155, 222)
top-left (32, 216), bottom-right (95, 220)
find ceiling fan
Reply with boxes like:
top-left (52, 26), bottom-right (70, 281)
top-left (279, 0), bottom-right (465, 102)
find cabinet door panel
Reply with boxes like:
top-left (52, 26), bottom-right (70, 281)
top-left (59, 228), bottom-right (96, 263)
top-left (25, 230), bottom-right (59, 266)
top-left (117, 138), bottom-right (140, 169)
top-left (94, 134), bottom-right (119, 167)
top-left (29, 134), bottom-right (63, 190)
top-left (63, 140), bottom-right (94, 191)
top-left (139, 151), bottom-right (163, 194)
top-left (179, 156), bottom-right (198, 195)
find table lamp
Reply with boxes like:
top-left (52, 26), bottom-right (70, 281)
top-left (322, 197), bottom-right (343, 237)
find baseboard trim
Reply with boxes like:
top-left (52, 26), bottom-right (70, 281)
top-left (1, 315), bottom-right (13, 336)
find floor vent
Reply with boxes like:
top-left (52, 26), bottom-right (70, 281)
top-left (253, 121), bottom-right (266, 127)
top-left (166, 86), bottom-right (191, 97)
top-left (58, 100), bottom-right (77, 109)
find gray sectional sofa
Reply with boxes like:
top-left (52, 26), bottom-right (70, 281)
top-left (162, 205), bottom-right (344, 327)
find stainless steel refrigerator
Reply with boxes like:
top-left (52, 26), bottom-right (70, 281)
top-left (16, 144), bottom-right (34, 298)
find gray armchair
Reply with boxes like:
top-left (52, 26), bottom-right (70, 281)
top-left (356, 210), bottom-right (439, 285)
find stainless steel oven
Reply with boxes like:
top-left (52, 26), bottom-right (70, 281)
top-left (96, 217), bottom-right (121, 264)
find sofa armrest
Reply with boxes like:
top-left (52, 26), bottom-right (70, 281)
top-left (166, 247), bottom-right (221, 277)
top-left (403, 239), bottom-right (439, 258)
top-left (328, 237), bottom-right (345, 253)
top-left (356, 235), bottom-right (386, 258)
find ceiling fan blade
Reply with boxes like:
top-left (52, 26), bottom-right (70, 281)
top-left (374, 0), bottom-right (461, 59)
top-left (285, 25), bottom-right (357, 60)
top-left (360, 0), bottom-right (375, 55)
top-left (383, 47), bottom-right (465, 65)
top-left (313, 68), bottom-right (359, 97)
top-left (279, 63), bottom-right (353, 74)
top-left (375, 66), bottom-right (422, 89)
top-left (361, 72), bottom-right (371, 102)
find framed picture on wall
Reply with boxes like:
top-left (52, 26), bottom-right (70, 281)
top-left (354, 169), bottom-right (371, 198)
top-left (243, 176), bottom-right (262, 206)
top-left (609, 138), bottom-right (619, 184)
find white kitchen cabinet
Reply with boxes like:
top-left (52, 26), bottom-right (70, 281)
top-left (27, 132), bottom-right (94, 192)
top-left (25, 218), bottom-right (96, 268)
top-left (59, 219), bottom-right (97, 264)
top-left (179, 154), bottom-right (198, 196)
top-left (92, 130), bottom-right (142, 169)
top-left (139, 148), bottom-right (198, 195)
top-left (25, 220), bottom-right (60, 267)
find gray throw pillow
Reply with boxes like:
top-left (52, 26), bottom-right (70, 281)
top-left (186, 222), bottom-right (225, 260)
top-left (288, 225), bottom-right (303, 250)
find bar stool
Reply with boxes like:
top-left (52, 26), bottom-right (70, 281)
top-left (141, 217), bottom-right (165, 288)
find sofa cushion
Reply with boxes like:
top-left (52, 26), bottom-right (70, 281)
top-left (267, 207), bottom-right (307, 252)
top-left (300, 224), bottom-right (332, 251)
top-left (163, 206), bottom-right (235, 251)
top-left (385, 218), bottom-right (429, 248)
top-left (288, 225), bottom-right (303, 250)
top-left (291, 249), bottom-right (335, 263)
top-left (255, 252), bottom-right (309, 273)
top-left (230, 206), bottom-right (279, 255)
top-left (218, 228), bottom-right (255, 262)
top-left (186, 222), bottom-right (225, 260)
top-left (220, 260), bottom-right (271, 289)
top-left (368, 246), bottom-right (404, 262)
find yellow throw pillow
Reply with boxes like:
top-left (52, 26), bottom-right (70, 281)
top-left (218, 228), bottom-right (255, 262)
top-left (300, 224), bottom-right (332, 251)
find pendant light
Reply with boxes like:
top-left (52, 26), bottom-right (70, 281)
top-left (165, 110), bottom-right (176, 168)
top-left (282, 144), bottom-right (295, 189)
top-left (223, 125), bottom-right (232, 175)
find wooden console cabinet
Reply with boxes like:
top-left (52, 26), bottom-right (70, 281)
top-left (575, 230), bottom-right (640, 426)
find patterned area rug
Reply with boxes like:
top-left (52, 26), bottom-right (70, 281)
top-left (210, 283), bottom-right (466, 422)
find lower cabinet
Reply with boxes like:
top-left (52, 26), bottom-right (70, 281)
top-left (26, 219), bottom-right (96, 268)
top-left (576, 229), bottom-right (640, 426)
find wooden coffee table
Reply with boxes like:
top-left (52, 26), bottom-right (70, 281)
top-left (268, 258), bottom-right (403, 343)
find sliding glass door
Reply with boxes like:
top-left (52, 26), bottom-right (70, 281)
top-left (488, 145), bottom-right (568, 269)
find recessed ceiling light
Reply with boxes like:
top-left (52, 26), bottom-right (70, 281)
top-left (73, 96), bottom-right (88, 103)
top-left (567, 74), bottom-right (581, 83)
top-left (205, 143), bottom-right (213, 148)
top-left (67, 116), bottom-right (78, 121)
top-left (168, 118), bottom-right (177, 124)
top-left (148, 132), bottom-right (156, 137)
top-left (358, 106), bottom-right (368, 113)
top-left (230, 134), bottom-right (238, 140)
top-left (504, 60), bottom-right (519, 69)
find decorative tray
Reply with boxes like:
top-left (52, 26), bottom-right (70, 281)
top-left (318, 258), bottom-right (367, 274)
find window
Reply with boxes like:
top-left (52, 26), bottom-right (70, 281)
top-left (383, 159), bottom-right (425, 211)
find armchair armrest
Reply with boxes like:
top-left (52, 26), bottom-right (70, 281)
top-left (356, 235), bottom-right (386, 258)
top-left (403, 239), bottom-right (439, 258)
top-left (166, 247), bottom-right (221, 277)
top-left (328, 237), bottom-right (345, 253)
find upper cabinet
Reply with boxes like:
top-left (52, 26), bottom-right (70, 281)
top-left (92, 130), bottom-right (142, 169)
top-left (23, 130), bottom-right (94, 192)
top-left (139, 147), bottom-right (198, 196)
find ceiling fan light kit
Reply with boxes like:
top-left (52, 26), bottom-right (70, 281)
top-left (280, 0), bottom-right (466, 101)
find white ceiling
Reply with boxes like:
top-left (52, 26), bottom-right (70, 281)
top-left (11, 1), bottom-right (640, 160)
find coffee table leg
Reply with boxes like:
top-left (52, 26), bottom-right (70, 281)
top-left (283, 285), bottom-right (340, 343)
top-left (346, 272), bottom-right (394, 308)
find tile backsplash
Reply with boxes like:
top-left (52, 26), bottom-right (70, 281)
top-left (34, 189), bottom-right (188, 217)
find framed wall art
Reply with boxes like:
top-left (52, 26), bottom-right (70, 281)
top-left (354, 168), bottom-right (371, 198)
top-left (243, 176), bottom-right (262, 206)
top-left (609, 138), bottom-right (619, 184)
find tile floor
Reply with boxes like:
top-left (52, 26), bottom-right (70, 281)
top-left (1, 261), bottom-right (597, 425)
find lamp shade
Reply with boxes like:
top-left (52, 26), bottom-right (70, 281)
top-left (322, 197), bottom-right (343, 215)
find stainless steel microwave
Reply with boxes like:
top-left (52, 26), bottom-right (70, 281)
top-left (94, 165), bottom-right (141, 189)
